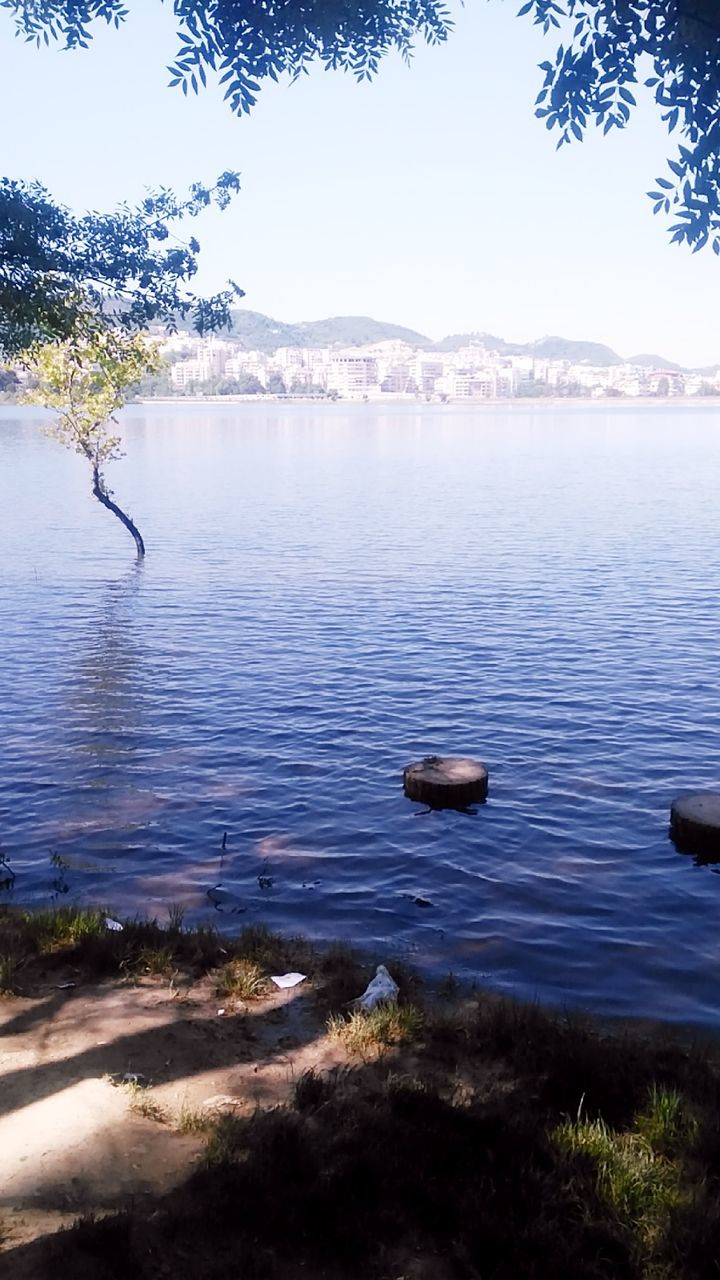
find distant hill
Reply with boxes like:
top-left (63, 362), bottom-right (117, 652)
top-left (225, 309), bottom-right (430, 352)
top-left (431, 332), bottom-right (624, 365)
top-left (176, 308), bottom-right (686, 368)
top-left (530, 336), bottom-right (622, 365)
top-left (626, 352), bottom-right (683, 372)
top-left (291, 315), bottom-right (430, 349)
top-left (432, 331), bottom-right (510, 354)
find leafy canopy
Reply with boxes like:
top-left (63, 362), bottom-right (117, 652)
top-left (3, 0), bottom-right (719, 252)
top-left (526, 0), bottom-right (720, 254)
top-left (1, 0), bottom-right (453, 112)
top-left (0, 172), bottom-right (242, 358)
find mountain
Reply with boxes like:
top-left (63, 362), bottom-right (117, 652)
top-left (626, 352), bottom-right (683, 372)
top-left (431, 332), bottom-right (623, 365)
top-left (177, 308), bottom-right (688, 368)
top-left (225, 309), bottom-right (430, 352)
top-left (530, 336), bottom-right (622, 365)
top-left (291, 315), bottom-right (430, 349)
top-left (432, 331), bottom-right (511, 354)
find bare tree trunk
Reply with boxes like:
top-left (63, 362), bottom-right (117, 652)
top-left (92, 464), bottom-right (146, 558)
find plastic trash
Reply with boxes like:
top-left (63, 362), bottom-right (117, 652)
top-left (270, 972), bottom-right (306, 989)
top-left (355, 964), bottom-right (399, 1012)
top-left (111, 1071), bottom-right (147, 1087)
top-left (104, 917), bottom-right (123, 932)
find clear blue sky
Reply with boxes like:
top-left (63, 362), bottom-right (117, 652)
top-left (2, 2), bottom-right (718, 365)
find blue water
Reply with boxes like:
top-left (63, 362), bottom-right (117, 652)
top-left (2, 400), bottom-right (720, 1024)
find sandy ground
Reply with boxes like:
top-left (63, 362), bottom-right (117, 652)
top-left (0, 970), bottom-right (346, 1255)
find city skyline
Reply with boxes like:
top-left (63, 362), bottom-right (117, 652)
top-left (155, 328), bottom-right (717, 400)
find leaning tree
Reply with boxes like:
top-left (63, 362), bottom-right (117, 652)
top-left (2, 0), bottom-right (719, 255)
top-left (23, 324), bottom-right (161, 557)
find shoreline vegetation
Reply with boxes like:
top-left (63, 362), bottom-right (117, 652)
top-left (2, 906), bottom-right (720, 1277)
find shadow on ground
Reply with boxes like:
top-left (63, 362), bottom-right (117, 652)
top-left (4, 977), bottom-right (720, 1280)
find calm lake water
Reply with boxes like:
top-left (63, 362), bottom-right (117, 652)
top-left (2, 400), bottom-right (720, 1023)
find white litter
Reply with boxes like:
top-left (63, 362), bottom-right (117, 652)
top-left (104, 917), bottom-right (123, 932)
top-left (270, 972), bottom-right (306, 989)
top-left (355, 964), bottom-right (399, 1012)
top-left (217, 1008), bottom-right (226, 1016)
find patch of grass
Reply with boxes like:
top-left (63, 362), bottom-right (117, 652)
top-left (553, 1108), bottom-right (686, 1266)
top-left (203, 1112), bottom-right (247, 1166)
top-left (235, 923), bottom-right (283, 966)
top-left (0, 950), bottom-right (20, 995)
top-left (123, 1083), bottom-right (168, 1125)
top-left (216, 957), bottom-right (268, 1001)
top-left (437, 971), bottom-right (460, 999)
top-left (313, 942), bottom-right (367, 1012)
top-left (167, 903), bottom-right (185, 933)
top-left (176, 1103), bottom-right (213, 1135)
top-left (30, 905), bottom-right (108, 949)
top-left (635, 1084), bottom-right (699, 1157)
top-left (328, 1002), bottom-right (424, 1055)
top-left (130, 945), bottom-right (175, 978)
top-left (293, 1068), bottom-right (335, 1113)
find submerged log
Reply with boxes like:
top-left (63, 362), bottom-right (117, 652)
top-left (670, 792), bottom-right (720, 856)
top-left (403, 756), bottom-right (488, 809)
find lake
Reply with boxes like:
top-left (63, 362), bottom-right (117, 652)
top-left (2, 400), bottom-right (720, 1024)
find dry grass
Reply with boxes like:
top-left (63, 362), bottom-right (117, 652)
top-left (328, 1002), bottom-right (424, 1054)
top-left (175, 1103), bottom-right (213, 1135)
top-left (130, 945), bottom-right (175, 978)
top-left (215, 957), bottom-right (268, 1001)
top-left (122, 1082), bottom-right (168, 1125)
top-left (0, 950), bottom-right (20, 996)
top-left (7, 965), bottom-right (720, 1280)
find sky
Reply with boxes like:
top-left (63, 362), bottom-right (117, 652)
top-left (2, 2), bottom-right (718, 366)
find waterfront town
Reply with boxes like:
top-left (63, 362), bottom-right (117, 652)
top-left (160, 331), bottom-right (720, 400)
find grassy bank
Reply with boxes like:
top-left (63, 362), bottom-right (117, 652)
top-left (2, 905), bottom-right (720, 1278)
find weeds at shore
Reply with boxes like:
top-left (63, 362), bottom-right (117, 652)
top-left (175, 1103), bottom-right (213, 1136)
top-left (0, 950), bottom-right (19, 996)
top-left (125, 1084), bottom-right (168, 1125)
top-left (215, 957), bottom-right (268, 1001)
top-left (5, 907), bottom-right (720, 1278)
top-left (328, 1002), bottom-right (424, 1054)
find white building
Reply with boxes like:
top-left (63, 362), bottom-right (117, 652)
top-left (326, 355), bottom-right (379, 397)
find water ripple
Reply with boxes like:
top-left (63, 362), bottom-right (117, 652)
top-left (2, 402), bottom-right (720, 1024)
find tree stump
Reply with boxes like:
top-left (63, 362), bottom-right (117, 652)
top-left (403, 756), bottom-right (488, 809)
top-left (670, 792), bottom-right (720, 857)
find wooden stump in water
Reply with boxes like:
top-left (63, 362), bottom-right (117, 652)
top-left (403, 756), bottom-right (488, 809)
top-left (670, 792), bottom-right (720, 856)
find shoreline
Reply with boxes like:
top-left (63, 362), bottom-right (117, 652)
top-left (2, 904), bottom-right (720, 1277)
top-left (133, 394), bottom-right (720, 409)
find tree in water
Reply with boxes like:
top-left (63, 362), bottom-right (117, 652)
top-left (24, 324), bottom-right (160, 558)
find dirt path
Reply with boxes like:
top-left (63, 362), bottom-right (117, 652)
top-left (0, 972), bottom-right (346, 1254)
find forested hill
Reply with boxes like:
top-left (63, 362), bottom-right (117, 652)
top-left (200, 310), bottom-right (680, 368)
top-left (224, 310), bottom-right (431, 351)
